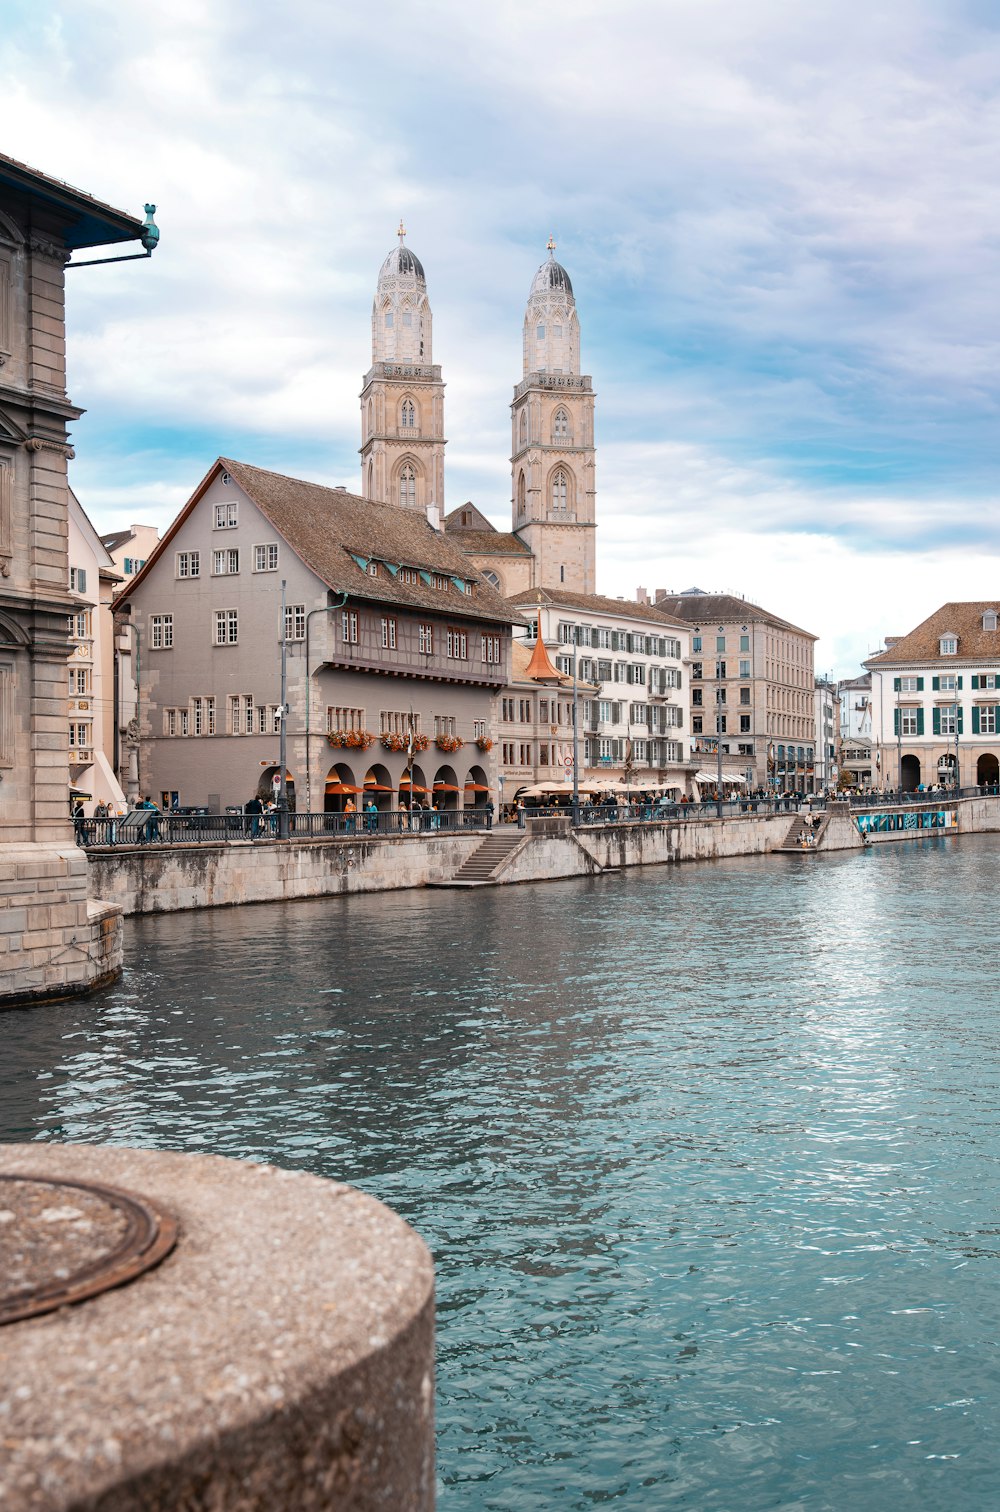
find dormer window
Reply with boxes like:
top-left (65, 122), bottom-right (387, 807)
top-left (367, 562), bottom-right (378, 577)
top-left (940, 635), bottom-right (957, 655)
top-left (984, 610), bottom-right (998, 632)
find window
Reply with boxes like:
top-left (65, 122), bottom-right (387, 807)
top-left (716, 636), bottom-right (726, 652)
top-left (176, 551), bottom-right (200, 578)
top-left (740, 635), bottom-right (750, 652)
top-left (553, 408), bottom-right (569, 439)
top-left (979, 706), bottom-right (998, 735)
top-left (384, 310), bottom-right (393, 328)
top-left (433, 574), bottom-right (449, 591)
top-left (69, 721), bottom-right (91, 749)
top-left (940, 705), bottom-right (958, 736)
top-left (214, 501), bottom-right (238, 529)
top-left (551, 470), bottom-right (568, 514)
top-left (150, 614), bottom-right (173, 649)
top-left (69, 667), bottom-right (91, 695)
top-left (536, 325), bottom-right (545, 340)
top-left (691, 662), bottom-right (702, 681)
top-left (342, 610), bottom-right (359, 644)
top-left (213, 548), bottom-right (239, 575)
top-left (517, 472), bottom-right (526, 516)
top-left (380, 711), bottom-right (420, 736)
top-left (740, 715), bottom-right (751, 733)
top-left (447, 627), bottom-right (468, 659)
top-left (898, 675), bottom-right (921, 692)
top-left (434, 715), bottom-right (457, 738)
top-left (481, 633), bottom-right (501, 664)
top-left (716, 661), bottom-right (726, 680)
top-left (69, 567), bottom-right (87, 593)
top-left (974, 674), bottom-right (998, 690)
top-left (502, 741), bottom-right (516, 764)
top-left (399, 464), bottom-right (416, 509)
top-left (739, 659), bottom-right (750, 678)
top-left (399, 567), bottom-right (419, 585)
top-left (214, 609), bottom-right (238, 645)
top-left (716, 687), bottom-right (727, 704)
top-left (692, 636), bottom-right (702, 653)
top-left (693, 715), bottom-right (703, 734)
top-left (419, 623), bottom-right (434, 655)
top-left (937, 673), bottom-right (957, 692)
top-left (473, 719), bottom-right (487, 739)
top-left (740, 687), bottom-right (750, 705)
top-left (123, 557), bottom-right (133, 574)
top-left (329, 707), bottom-right (365, 732)
top-left (381, 616), bottom-right (397, 650)
top-left (900, 709), bottom-right (920, 737)
top-left (716, 715), bottom-right (727, 734)
top-left (401, 399), bottom-right (415, 428)
top-left (284, 604), bottom-right (306, 641)
top-left (984, 611), bottom-right (998, 632)
top-left (519, 411), bottom-right (528, 445)
top-left (940, 636), bottom-right (957, 655)
top-left (368, 563), bottom-right (378, 577)
top-left (254, 544), bottom-right (279, 572)
top-left (556, 655), bottom-right (572, 675)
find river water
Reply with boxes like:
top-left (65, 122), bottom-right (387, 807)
top-left (3, 837), bottom-right (1000, 1509)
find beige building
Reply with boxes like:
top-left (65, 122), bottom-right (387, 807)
top-left (360, 226), bottom-right (446, 517)
top-left (68, 490), bottom-right (126, 812)
top-left (496, 636), bottom-right (598, 802)
top-left (866, 602), bottom-right (1000, 792)
top-left (101, 521), bottom-right (160, 587)
top-left (119, 459), bottom-right (520, 813)
top-left (0, 150), bottom-right (153, 1003)
top-left (650, 589), bottom-right (818, 792)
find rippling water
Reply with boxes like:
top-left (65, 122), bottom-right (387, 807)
top-left (4, 837), bottom-right (1000, 1509)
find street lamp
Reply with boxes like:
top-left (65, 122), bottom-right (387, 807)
top-left (303, 593), bottom-right (349, 812)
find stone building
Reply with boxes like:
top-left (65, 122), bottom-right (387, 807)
top-left (506, 587), bottom-right (693, 793)
top-left (813, 676), bottom-right (839, 791)
top-left (649, 589), bottom-right (818, 792)
top-left (100, 522), bottom-right (160, 796)
top-left (360, 225), bottom-right (446, 518)
top-left (68, 490), bottom-right (126, 813)
top-left (866, 602), bottom-right (1000, 792)
top-left (0, 150), bottom-right (153, 1002)
top-left (837, 671), bottom-right (873, 787)
top-left (119, 459), bottom-right (520, 812)
top-left (495, 635), bottom-right (598, 802)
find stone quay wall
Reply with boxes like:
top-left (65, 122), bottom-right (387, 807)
top-left (0, 1143), bottom-right (435, 1511)
top-left (0, 844), bottom-right (123, 1006)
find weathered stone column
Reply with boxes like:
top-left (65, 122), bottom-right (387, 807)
top-left (0, 1143), bottom-right (435, 1510)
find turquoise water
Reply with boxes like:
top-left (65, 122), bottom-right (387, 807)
top-left (3, 837), bottom-right (1000, 1509)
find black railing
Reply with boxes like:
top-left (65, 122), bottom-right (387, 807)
top-left (76, 807), bottom-right (496, 848)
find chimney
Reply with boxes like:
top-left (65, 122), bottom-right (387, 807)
top-left (654, 588), bottom-right (668, 603)
top-left (425, 503), bottom-right (441, 531)
top-left (636, 586), bottom-right (650, 605)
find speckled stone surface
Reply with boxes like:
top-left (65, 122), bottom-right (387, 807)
top-left (0, 1144), bottom-right (435, 1510)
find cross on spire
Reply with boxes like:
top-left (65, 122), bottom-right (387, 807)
top-left (547, 235), bottom-right (556, 254)
top-left (398, 219), bottom-right (407, 243)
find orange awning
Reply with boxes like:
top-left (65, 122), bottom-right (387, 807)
top-left (433, 783), bottom-right (461, 792)
top-left (326, 781), bottom-right (364, 794)
top-left (463, 783), bottom-right (490, 792)
top-left (399, 781), bottom-right (430, 794)
top-left (363, 783), bottom-right (394, 792)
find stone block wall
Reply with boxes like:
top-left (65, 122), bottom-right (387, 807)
top-left (0, 844), bottom-right (122, 1004)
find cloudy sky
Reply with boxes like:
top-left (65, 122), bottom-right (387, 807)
top-left (5, 0), bottom-right (1000, 675)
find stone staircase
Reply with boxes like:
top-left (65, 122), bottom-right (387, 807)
top-left (776, 813), bottom-right (823, 852)
top-left (446, 828), bottom-right (525, 886)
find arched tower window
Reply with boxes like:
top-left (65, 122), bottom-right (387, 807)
top-left (401, 398), bottom-right (416, 429)
top-left (551, 470), bottom-right (568, 515)
top-left (366, 399), bottom-right (373, 438)
top-left (553, 408), bottom-right (569, 440)
top-left (519, 410), bottom-right (528, 446)
top-left (399, 464), bottom-right (417, 510)
top-left (517, 471), bottom-right (526, 518)
top-left (367, 461), bottom-right (374, 497)
top-left (483, 570), bottom-right (502, 590)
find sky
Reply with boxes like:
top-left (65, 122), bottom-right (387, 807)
top-left (4, 0), bottom-right (1000, 677)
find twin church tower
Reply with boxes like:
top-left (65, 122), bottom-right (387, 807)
top-left (359, 226), bottom-right (596, 595)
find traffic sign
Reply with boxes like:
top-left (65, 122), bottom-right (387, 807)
top-left (563, 755), bottom-right (574, 767)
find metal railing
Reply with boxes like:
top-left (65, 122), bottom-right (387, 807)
top-left (76, 806), bottom-right (498, 848)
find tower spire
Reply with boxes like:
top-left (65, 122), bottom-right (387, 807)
top-left (398, 218), bottom-right (407, 243)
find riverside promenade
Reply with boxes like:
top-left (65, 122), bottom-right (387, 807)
top-left (82, 791), bottom-right (1000, 917)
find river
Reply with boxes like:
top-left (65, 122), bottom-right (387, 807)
top-left (3, 836), bottom-right (999, 1509)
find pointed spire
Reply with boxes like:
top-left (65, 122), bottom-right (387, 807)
top-left (398, 218), bottom-right (407, 243)
top-left (525, 605), bottom-right (562, 683)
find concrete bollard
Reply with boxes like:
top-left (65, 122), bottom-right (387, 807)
top-left (0, 1144), bottom-right (435, 1510)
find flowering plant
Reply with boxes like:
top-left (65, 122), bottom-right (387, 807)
top-left (327, 729), bottom-right (375, 750)
top-left (435, 734), bottom-right (465, 753)
top-left (380, 731), bottom-right (430, 752)
top-left (476, 736), bottom-right (494, 752)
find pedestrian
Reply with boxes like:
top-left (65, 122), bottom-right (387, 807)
top-left (245, 792), bottom-right (264, 839)
top-left (137, 795), bottom-right (160, 844)
top-left (366, 798), bottom-right (378, 833)
top-left (344, 796), bottom-right (356, 833)
top-left (484, 798), bottom-right (494, 830)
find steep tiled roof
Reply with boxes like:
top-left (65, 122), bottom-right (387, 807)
top-left (509, 639), bottom-right (598, 692)
top-left (866, 602), bottom-right (1000, 665)
top-left (507, 586), bottom-right (689, 632)
top-left (99, 529), bottom-right (133, 552)
top-left (655, 592), bottom-right (815, 639)
top-left (119, 459), bottom-right (523, 627)
top-left (455, 530), bottom-right (532, 556)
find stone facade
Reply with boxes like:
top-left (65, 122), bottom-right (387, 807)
top-left (0, 152), bottom-right (147, 1004)
top-left (67, 490), bottom-right (126, 813)
top-left (360, 228), bottom-right (446, 515)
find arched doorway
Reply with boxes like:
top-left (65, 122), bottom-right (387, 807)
top-left (464, 763), bottom-right (490, 809)
top-left (900, 754), bottom-right (921, 792)
top-left (362, 762), bottom-right (395, 811)
top-left (937, 753), bottom-right (957, 789)
top-left (399, 763), bottom-right (429, 812)
top-left (977, 752), bottom-right (999, 789)
top-left (432, 763), bottom-right (461, 811)
top-left (258, 765), bottom-right (296, 811)
top-left (324, 761), bottom-right (360, 813)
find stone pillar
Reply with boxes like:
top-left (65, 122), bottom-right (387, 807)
top-left (0, 1143), bottom-right (436, 1510)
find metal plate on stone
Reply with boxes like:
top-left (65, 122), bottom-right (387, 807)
top-left (0, 1174), bottom-right (178, 1325)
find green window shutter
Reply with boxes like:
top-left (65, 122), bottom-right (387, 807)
top-left (933, 708), bottom-right (941, 735)
top-left (958, 707), bottom-right (964, 734)
top-left (932, 676), bottom-right (940, 691)
top-left (917, 677), bottom-right (924, 691)
top-left (917, 709), bottom-right (925, 736)
top-left (894, 709), bottom-right (900, 736)
top-left (958, 676), bottom-right (963, 690)
top-left (972, 675), bottom-right (979, 690)
top-left (972, 706), bottom-right (980, 735)
top-left (893, 677), bottom-right (901, 692)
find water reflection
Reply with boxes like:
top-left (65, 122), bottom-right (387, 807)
top-left (3, 839), bottom-right (1000, 1509)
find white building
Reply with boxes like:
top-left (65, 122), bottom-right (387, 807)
top-left (68, 492), bottom-right (127, 814)
top-left (813, 677), bottom-right (839, 790)
top-left (837, 671), bottom-right (873, 786)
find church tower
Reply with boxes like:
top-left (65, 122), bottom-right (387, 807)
top-left (360, 224), bottom-right (446, 514)
top-left (510, 240), bottom-right (596, 592)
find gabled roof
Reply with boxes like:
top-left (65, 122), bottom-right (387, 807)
top-left (99, 529), bottom-right (134, 553)
top-left (654, 592), bottom-right (815, 639)
top-left (443, 502), bottom-right (496, 533)
top-left (0, 150), bottom-right (147, 249)
top-left (456, 530), bottom-right (532, 557)
top-left (118, 458), bottom-right (523, 627)
top-left (507, 586), bottom-right (689, 632)
top-left (866, 602), bottom-right (1000, 666)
